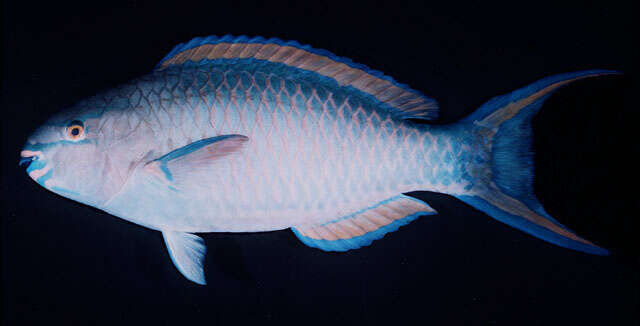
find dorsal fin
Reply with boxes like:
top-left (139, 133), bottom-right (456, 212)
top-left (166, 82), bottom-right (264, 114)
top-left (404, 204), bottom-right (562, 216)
top-left (156, 35), bottom-right (439, 120)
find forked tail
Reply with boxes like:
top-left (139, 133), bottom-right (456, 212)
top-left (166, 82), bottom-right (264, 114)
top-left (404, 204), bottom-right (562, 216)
top-left (456, 70), bottom-right (618, 255)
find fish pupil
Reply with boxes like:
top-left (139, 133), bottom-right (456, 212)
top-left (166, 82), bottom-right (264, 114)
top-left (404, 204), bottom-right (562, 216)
top-left (71, 127), bottom-right (80, 136)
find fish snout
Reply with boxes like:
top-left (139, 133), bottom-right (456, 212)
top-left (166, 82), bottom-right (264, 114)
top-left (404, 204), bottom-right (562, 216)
top-left (19, 150), bottom-right (43, 169)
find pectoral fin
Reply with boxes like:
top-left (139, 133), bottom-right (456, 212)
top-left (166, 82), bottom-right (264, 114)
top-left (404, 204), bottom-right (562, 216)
top-left (143, 134), bottom-right (248, 188)
top-left (162, 231), bottom-right (207, 285)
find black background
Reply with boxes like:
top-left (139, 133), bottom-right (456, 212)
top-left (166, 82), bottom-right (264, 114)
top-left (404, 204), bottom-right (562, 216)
top-left (1, 1), bottom-right (636, 325)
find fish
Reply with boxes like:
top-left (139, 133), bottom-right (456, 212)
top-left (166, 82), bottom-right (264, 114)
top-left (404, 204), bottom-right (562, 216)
top-left (20, 35), bottom-right (615, 285)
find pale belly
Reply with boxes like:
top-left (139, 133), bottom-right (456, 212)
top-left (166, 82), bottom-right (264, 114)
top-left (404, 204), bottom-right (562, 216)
top-left (102, 132), bottom-right (429, 233)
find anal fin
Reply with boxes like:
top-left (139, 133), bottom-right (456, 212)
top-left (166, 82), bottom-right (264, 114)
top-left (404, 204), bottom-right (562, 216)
top-left (292, 195), bottom-right (437, 252)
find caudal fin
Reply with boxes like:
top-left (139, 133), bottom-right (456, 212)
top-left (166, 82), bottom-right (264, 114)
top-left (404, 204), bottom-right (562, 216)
top-left (456, 70), bottom-right (618, 255)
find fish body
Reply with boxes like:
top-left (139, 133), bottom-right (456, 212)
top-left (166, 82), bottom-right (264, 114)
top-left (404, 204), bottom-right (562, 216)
top-left (21, 36), bottom-right (613, 284)
top-left (98, 61), bottom-right (467, 232)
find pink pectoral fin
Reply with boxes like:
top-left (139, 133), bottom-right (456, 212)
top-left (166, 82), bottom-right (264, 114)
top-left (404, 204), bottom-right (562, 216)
top-left (143, 134), bottom-right (248, 187)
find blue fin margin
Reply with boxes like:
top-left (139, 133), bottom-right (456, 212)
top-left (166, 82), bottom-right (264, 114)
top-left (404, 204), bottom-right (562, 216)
top-left (292, 195), bottom-right (436, 252)
top-left (456, 195), bottom-right (609, 255)
top-left (462, 69), bottom-right (620, 124)
top-left (292, 212), bottom-right (429, 252)
top-left (457, 70), bottom-right (617, 256)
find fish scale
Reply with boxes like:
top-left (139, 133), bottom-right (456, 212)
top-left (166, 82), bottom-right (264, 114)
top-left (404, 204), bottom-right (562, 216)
top-left (20, 35), bottom-right (612, 284)
top-left (129, 64), bottom-right (446, 225)
top-left (99, 63), bottom-right (466, 221)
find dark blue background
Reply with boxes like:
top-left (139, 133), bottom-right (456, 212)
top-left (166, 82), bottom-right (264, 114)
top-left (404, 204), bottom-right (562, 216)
top-left (1, 1), bottom-right (635, 325)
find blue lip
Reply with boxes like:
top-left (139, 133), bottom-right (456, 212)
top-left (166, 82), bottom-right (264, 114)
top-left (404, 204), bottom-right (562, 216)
top-left (19, 156), bottom-right (34, 168)
top-left (25, 159), bottom-right (46, 174)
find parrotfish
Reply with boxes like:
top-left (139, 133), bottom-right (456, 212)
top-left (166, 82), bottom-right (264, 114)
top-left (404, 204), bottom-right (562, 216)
top-left (20, 35), bottom-right (614, 285)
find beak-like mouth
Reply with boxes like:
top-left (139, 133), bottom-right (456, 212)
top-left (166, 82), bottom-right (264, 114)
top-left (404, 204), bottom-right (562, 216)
top-left (19, 150), bottom-right (43, 169)
top-left (20, 149), bottom-right (52, 186)
top-left (19, 155), bottom-right (35, 167)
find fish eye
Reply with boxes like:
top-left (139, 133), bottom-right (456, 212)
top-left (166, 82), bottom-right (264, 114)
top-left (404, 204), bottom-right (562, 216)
top-left (66, 120), bottom-right (85, 140)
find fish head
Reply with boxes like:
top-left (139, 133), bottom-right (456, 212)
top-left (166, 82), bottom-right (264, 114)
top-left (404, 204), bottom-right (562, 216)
top-left (20, 102), bottom-right (122, 208)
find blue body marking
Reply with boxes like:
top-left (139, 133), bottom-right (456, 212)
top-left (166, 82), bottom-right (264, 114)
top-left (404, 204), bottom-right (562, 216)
top-left (36, 169), bottom-right (53, 186)
top-left (26, 159), bottom-right (47, 174)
